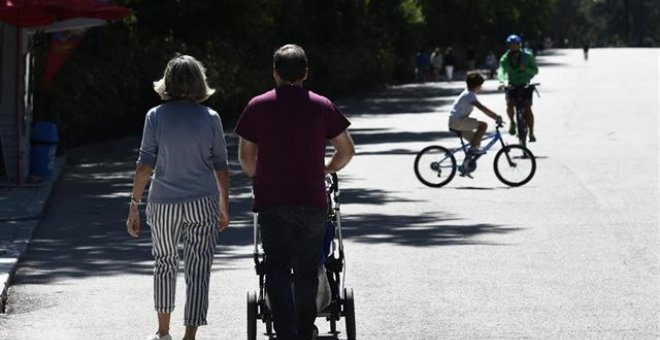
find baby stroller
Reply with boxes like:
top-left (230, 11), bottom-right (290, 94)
top-left (247, 173), bottom-right (357, 340)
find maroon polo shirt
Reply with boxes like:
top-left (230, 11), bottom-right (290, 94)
top-left (235, 85), bottom-right (350, 211)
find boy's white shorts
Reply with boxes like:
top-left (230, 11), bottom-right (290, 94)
top-left (449, 117), bottom-right (479, 132)
top-left (449, 117), bottom-right (480, 144)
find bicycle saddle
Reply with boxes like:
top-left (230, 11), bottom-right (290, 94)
top-left (449, 128), bottom-right (463, 137)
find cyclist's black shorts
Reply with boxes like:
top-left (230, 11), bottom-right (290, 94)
top-left (506, 85), bottom-right (534, 106)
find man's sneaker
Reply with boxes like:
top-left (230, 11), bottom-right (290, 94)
top-left (468, 147), bottom-right (486, 155)
top-left (147, 334), bottom-right (172, 340)
top-left (508, 122), bottom-right (516, 135)
top-left (529, 133), bottom-right (536, 142)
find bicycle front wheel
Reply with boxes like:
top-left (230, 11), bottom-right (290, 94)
top-left (414, 145), bottom-right (456, 187)
top-left (493, 145), bottom-right (536, 187)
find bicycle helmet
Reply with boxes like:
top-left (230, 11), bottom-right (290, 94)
top-left (506, 34), bottom-right (522, 44)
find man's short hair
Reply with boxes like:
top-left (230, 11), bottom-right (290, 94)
top-left (153, 55), bottom-right (215, 102)
top-left (273, 44), bottom-right (308, 82)
top-left (466, 71), bottom-right (485, 89)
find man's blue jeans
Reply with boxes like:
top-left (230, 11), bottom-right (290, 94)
top-left (258, 206), bottom-right (326, 340)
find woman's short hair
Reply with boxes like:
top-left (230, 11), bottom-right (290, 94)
top-left (273, 44), bottom-right (308, 82)
top-left (153, 55), bottom-right (215, 102)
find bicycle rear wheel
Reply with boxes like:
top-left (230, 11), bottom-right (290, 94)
top-left (516, 106), bottom-right (528, 148)
top-left (493, 145), bottom-right (536, 187)
top-left (414, 146), bottom-right (456, 187)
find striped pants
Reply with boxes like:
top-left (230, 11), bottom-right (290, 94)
top-left (146, 195), bottom-right (219, 326)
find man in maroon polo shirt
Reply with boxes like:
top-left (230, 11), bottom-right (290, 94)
top-left (235, 44), bottom-right (355, 340)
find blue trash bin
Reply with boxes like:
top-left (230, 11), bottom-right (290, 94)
top-left (30, 121), bottom-right (59, 178)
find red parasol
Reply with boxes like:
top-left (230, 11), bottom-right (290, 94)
top-left (0, 0), bottom-right (131, 27)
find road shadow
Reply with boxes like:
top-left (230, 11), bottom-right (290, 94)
top-left (341, 213), bottom-right (520, 247)
top-left (341, 187), bottom-right (426, 205)
top-left (12, 134), bottom-right (453, 284)
top-left (453, 186), bottom-right (498, 190)
top-left (328, 178), bottom-right (516, 248)
top-left (13, 139), bottom-right (154, 284)
top-left (11, 80), bottom-right (522, 285)
top-left (337, 84), bottom-right (459, 117)
top-left (12, 136), bottom-right (258, 285)
top-left (346, 129), bottom-right (451, 157)
top-left (354, 149), bottom-right (417, 156)
top-left (350, 129), bottom-right (455, 147)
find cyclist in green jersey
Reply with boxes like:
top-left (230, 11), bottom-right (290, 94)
top-left (497, 34), bottom-right (539, 142)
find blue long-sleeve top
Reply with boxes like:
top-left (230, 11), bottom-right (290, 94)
top-left (137, 101), bottom-right (228, 204)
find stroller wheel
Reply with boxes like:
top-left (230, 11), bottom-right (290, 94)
top-left (266, 319), bottom-right (273, 336)
top-left (330, 318), bottom-right (337, 334)
top-left (247, 291), bottom-right (258, 340)
top-left (343, 288), bottom-right (356, 340)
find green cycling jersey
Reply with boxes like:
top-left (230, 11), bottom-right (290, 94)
top-left (497, 50), bottom-right (538, 86)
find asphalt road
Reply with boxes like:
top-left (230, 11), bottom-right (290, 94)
top-left (0, 48), bottom-right (658, 340)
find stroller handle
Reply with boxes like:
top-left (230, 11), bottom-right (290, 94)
top-left (330, 172), bottom-right (339, 193)
top-left (325, 172), bottom-right (339, 196)
top-left (329, 173), bottom-right (345, 254)
top-left (253, 213), bottom-right (261, 270)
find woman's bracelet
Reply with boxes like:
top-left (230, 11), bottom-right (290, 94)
top-left (130, 195), bottom-right (140, 206)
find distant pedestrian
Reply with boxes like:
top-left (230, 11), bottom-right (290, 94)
top-left (126, 55), bottom-right (230, 340)
top-left (583, 40), bottom-right (590, 60)
top-left (235, 44), bottom-right (355, 340)
top-left (466, 46), bottom-right (476, 71)
top-left (523, 41), bottom-right (535, 56)
top-left (443, 47), bottom-right (456, 81)
top-left (430, 47), bottom-right (444, 81)
top-left (485, 50), bottom-right (498, 79)
top-left (415, 49), bottom-right (432, 82)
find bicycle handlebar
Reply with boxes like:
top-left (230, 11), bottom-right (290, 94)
top-left (503, 83), bottom-right (541, 99)
top-left (504, 83), bottom-right (540, 90)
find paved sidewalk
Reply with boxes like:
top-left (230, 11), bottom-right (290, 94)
top-left (0, 157), bottom-right (65, 312)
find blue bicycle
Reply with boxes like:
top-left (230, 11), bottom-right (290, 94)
top-left (414, 122), bottom-right (536, 187)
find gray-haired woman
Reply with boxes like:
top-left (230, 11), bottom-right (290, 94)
top-left (126, 55), bottom-right (230, 340)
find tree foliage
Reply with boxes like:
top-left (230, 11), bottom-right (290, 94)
top-left (33, 0), bottom-right (659, 146)
top-left (549, 0), bottom-right (660, 47)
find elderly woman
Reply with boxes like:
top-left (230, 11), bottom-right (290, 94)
top-left (126, 55), bottom-right (230, 340)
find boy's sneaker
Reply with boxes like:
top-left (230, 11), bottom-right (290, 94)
top-left (529, 133), bottom-right (536, 142)
top-left (468, 147), bottom-right (486, 155)
top-left (508, 122), bottom-right (516, 135)
top-left (147, 334), bottom-right (172, 340)
top-left (458, 165), bottom-right (473, 179)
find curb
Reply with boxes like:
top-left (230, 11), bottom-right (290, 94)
top-left (0, 220), bottom-right (39, 313)
top-left (0, 156), bottom-right (66, 313)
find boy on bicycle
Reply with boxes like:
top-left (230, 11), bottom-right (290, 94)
top-left (448, 71), bottom-right (503, 157)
